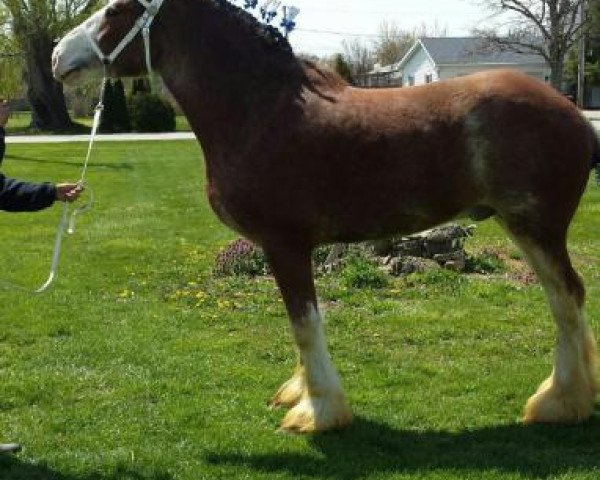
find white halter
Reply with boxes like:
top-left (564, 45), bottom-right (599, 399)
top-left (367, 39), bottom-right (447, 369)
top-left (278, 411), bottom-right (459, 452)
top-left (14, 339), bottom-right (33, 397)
top-left (86, 0), bottom-right (166, 75)
top-left (34, 0), bottom-right (166, 293)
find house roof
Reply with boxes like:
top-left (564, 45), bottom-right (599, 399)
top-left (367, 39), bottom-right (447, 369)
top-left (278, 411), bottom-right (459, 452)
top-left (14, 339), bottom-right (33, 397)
top-left (397, 37), bottom-right (547, 69)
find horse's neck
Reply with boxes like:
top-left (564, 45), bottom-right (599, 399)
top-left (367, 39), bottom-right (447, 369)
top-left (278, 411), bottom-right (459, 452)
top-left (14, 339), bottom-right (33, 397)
top-left (157, 3), bottom-right (302, 157)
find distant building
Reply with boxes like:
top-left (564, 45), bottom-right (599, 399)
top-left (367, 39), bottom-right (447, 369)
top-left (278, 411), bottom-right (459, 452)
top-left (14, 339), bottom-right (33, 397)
top-left (354, 63), bottom-right (402, 88)
top-left (357, 37), bottom-right (551, 88)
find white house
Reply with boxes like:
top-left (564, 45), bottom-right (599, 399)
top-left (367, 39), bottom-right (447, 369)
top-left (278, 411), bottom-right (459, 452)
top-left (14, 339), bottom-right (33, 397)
top-left (363, 37), bottom-right (551, 88)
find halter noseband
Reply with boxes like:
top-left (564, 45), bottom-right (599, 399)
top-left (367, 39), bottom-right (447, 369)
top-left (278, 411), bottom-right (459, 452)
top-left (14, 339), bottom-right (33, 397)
top-left (86, 0), bottom-right (166, 76)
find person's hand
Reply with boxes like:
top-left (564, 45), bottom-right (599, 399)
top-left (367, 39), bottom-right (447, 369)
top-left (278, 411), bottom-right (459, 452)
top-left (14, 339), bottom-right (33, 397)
top-left (55, 183), bottom-right (84, 202)
top-left (0, 100), bottom-right (10, 127)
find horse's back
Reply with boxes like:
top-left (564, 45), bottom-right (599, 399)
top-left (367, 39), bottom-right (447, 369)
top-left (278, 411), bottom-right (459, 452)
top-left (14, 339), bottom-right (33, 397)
top-left (342, 69), bottom-right (593, 197)
top-left (293, 69), bottom-right (594, 242)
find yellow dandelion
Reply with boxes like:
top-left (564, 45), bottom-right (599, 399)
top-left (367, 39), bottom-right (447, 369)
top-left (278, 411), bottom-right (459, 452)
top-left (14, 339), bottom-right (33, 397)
top-left (217, 299), bottom-right (231, 309)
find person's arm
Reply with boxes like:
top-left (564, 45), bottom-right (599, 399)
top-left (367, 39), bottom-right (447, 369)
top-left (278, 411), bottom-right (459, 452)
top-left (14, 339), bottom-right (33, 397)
top-left (0, 172), bottom-right (57, 212)
top-left (0, 103), bottom-right (57, 211)
top-left (0, 101), bottom-right (83, 211)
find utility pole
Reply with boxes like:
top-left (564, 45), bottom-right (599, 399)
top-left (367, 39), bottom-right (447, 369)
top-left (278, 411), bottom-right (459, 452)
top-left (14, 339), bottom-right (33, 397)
top-left (578, 1), bottom-right (587, 108)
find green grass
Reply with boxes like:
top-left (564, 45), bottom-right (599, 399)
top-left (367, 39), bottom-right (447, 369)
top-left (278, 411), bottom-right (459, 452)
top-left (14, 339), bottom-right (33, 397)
top-left (174, 115), bottom-right (191, 132)
top-left (5, 112), bottom-right (34, 132)
top-left (0, 140), bottom-right (599, 479)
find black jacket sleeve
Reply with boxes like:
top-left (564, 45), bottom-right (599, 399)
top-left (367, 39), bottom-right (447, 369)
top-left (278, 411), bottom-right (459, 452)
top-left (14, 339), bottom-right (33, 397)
top-left (0, 127), bottom-right (57, 212)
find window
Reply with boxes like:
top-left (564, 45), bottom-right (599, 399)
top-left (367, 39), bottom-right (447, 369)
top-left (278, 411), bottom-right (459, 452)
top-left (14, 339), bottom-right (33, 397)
top-left (425, 73), bottom-right (433, 84)
top-left (408, 75), bottom-right (415, 86)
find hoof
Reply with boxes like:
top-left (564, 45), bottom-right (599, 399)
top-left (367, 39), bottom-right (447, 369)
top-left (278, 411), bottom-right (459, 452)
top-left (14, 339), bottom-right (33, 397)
top-left (269, 368), bottom-right (305, 409)
top-left (279, 392), bottom-right (353, 433)
top-left (523, 377), bottom-right (596, 424)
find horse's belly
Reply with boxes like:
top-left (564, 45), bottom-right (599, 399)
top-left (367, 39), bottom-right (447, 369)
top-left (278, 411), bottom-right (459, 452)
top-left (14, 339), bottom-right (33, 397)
top-left (317, 196), bottom-right (472, 244)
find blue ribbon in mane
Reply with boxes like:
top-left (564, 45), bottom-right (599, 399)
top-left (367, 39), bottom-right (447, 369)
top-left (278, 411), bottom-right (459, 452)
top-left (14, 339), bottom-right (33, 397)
top-left (232, 0), bottom-right (298, 34)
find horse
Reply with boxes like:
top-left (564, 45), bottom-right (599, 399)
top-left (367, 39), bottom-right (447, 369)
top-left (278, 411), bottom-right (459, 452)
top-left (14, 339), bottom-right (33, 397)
top-left (52, 0), bottom-right (599, 433)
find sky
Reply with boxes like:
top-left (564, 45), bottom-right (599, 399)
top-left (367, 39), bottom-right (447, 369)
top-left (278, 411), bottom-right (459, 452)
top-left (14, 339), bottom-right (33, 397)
top-left (276, 0), bottom-right (499, 57)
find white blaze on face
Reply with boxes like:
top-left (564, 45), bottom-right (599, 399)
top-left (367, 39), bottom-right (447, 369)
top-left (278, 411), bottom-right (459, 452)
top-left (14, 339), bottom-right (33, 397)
top-left (52, 7), bottom-right (107, 83)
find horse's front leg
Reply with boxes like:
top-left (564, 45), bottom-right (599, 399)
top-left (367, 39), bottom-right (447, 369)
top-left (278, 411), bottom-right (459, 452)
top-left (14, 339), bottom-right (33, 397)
top-left (264, 241), bottom-right (352, 433)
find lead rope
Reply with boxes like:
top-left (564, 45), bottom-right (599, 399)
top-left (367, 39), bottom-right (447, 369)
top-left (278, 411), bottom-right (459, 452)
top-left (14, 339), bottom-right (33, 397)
top-left (34, 76), bottom-right (107, 294)
top-left (31, 0), bottom-right (165, 294)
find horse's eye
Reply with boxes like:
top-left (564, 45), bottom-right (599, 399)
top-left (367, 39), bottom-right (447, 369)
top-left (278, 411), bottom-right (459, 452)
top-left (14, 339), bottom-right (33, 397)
top-left (105, 6), bottom-right (118, 17)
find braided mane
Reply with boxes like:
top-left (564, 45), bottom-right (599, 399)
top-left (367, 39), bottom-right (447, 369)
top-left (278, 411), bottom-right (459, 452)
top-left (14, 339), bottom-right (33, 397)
top-left (211, 0), bottom-right (293, 56)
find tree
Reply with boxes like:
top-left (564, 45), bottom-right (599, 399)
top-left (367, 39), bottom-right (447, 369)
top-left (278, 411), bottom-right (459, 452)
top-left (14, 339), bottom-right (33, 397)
top-left (332, 53), bottom-right (353, 83)
top-left (99, 80), bottom-right (114, 133)
top-left (0, 0), bottom-right (102, 130)
top-left (475, 0), bottom-right (590, 89)
top-left (562, 0), bottom-right (600, 100)
top-left (112, 79), bottom-right (131, 132)
top-left (371, 21), bottom-right (448, 67)
top-left (372, 21), bottom-right (415, 66)
top-left (0, 7), bottom-right (22, 99)
top-left (342, 38), bottom-right (374, 76)
top-left (99, 79), bottom-right (131, 133)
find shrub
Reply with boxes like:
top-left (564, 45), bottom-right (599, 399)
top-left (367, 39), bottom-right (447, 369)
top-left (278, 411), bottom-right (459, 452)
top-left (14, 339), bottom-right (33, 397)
top-left (312, 245), bottom-right (333, 266)
top-left (132, 78), bottom-right (152, 96)
top-left (99, 80), bottom-right (114, 133)
top-left (112, 79), bottom-right (131, 132)
top-left (129, 93), bottom-right (176, 132)
top-left (465, 250), bottom-right (505, 274)
top-left (99, 79), bottom-right (131, 133)
top-left (341, 253), bottom-right (388, 289)
top-left (213, 239), bottom-right (269, 277)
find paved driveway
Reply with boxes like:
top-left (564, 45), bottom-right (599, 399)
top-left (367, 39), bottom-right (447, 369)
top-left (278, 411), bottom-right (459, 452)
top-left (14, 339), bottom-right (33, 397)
top-left (6, 132), bottom-right (196, 144)
top-left (582, 110), bottom-right (600, 130)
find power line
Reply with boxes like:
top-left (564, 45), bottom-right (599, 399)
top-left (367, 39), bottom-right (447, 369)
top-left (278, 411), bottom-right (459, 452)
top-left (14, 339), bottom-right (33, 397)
top-left (299, 8), bottom-right (419, 15)
top-left (296, 7), bottom-right (473, 16)
top-left (296, 27), bottom-right (380, 38)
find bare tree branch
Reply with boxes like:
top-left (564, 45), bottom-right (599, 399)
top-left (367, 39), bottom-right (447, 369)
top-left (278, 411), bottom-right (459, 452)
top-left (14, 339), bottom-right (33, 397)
top-left (476, 0), bottom-right (590, 88)
top-left (499, 0), bottom-right (551, 38)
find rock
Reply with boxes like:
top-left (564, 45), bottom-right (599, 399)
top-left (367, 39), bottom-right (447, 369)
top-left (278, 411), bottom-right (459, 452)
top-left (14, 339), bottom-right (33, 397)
top-left (371, 238), bottom-right (396, 256)
top-left (433, 250), bottom-right (467, 271)
top-left (389, 256), bottom-right (441, 276)
top-left (395, 237), bottom-right (425, 257)
top-left (444, 260), bottom-right (465, 272)
top-left (324, 243), bottom-right (347, 265)
top-left (423, 225), bottom-right (470, 256)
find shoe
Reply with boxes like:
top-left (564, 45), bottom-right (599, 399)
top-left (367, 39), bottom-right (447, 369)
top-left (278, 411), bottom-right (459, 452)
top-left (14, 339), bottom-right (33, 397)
top-left (0, 443), bottom-right (21, 454)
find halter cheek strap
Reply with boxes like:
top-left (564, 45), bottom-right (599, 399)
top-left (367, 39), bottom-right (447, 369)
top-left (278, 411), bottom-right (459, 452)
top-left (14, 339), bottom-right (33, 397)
top-left (86, 0), bottom-right (166, 76)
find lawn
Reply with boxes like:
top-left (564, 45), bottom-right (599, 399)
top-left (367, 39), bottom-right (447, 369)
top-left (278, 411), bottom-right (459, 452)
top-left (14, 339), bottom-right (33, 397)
top-left (0, 140), bottom-right (599, 480)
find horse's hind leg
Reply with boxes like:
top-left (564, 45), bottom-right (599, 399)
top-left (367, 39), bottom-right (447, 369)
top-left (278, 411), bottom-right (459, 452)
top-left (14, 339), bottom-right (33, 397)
top-left (500, 222), bottom-right (598, 423)
top-left (263, 242), bottom-right (352, 432)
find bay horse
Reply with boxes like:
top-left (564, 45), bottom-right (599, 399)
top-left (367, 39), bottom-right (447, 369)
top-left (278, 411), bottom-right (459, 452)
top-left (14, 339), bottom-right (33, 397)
top-left (52, 0), bottom-right (599, 433)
